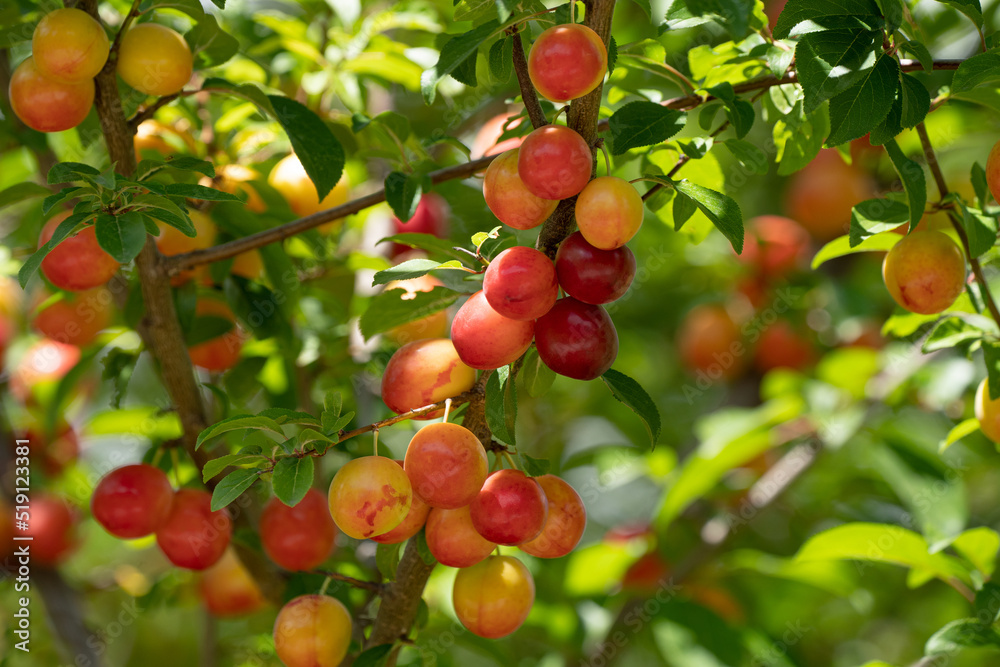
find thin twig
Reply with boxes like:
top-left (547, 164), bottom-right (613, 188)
top-left (309, 570), bottom-right (387, 594)
top-left (108, 0), bottom-right (142, 59)
top-left (915, 122), bottom-right (1000, 326)
top-left (511, 29), bottom-right (548, 129)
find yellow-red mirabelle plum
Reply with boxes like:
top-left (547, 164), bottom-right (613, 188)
top-left (9, 57), bottom-right (95, 133)
top-left (31, 286), bottom-right (113, 347)
top-left (882, 230), bottom-right (966, 315)
top-left (380, 338), bottom-right (476, 419)
top-left (32, 8), bottom-right (110, 82)
top-left (528, 24), bottom-right (607, 103)
top-left (451, 291), bottom-right (534, 370)
top-left (273, 595), bottom-right (352, 667)
top-left (483, 149), bottom-right (558, 230)
top-left (575, 176), bottom-right (644, 250)
top-left (268, 154), bottom-right (350, 228)
top-left (452, 555), bottom-right (535, 639)
top-left (404, 422), bottom-right (488, 509)
top-left (517, 125), bottom-right (593, 201)
top-left (371, 461), bottom-right (432, 545)
top-left (519, 475), bottom-right (587, 558)
top-left (327, 456), bottom-right (413, 539)
top-left (975, 379), bottom-right (1000, 443)
top-left (425, 505), bottom-right (496, 568)
top-left (199, 548), bottom-right (267, 618)
top-left (39, 212), bottom-right (119, 291)
top-left (187, 298), bottom-right (246, 372)
top-left (117, 23), bottom-right (193, 96)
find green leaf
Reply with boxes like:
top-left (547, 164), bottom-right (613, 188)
top-left (196, 414), bottom-right (285, 450)
top-left (923, 317), bottom-right (986, 353)
top-left (826, 54), bottom-right (899, 146)
top-left (268, 95), bottom-right (345, 202)
top-left (849, 198), bottom-right (909, 246)
top-left (951, 50), bottom-right (1000, 94)
top-left (94, 212), bottom-right (147, 264)
top-left (796, 522), bottom-right (972, 585)
top-left (982, 339), bottom-right (1000, 400)
top-left (899, 73), bottom-right (930, 129)
top-left (140, 0), bottom-right (206, 19)
top-left (723, 139), bottom-right (768, 175)
top-left (413, 529), bottom-right (437, 565)
top-left (954, 527), bottom-right (1000, 578)
top-left (202, 449), bottom-right (267, 482)
top-left (488, 36), bottom-right (513, 82)
top-left (163, 183), bottom-right (243, 202)
top-left (184, 314), bottom-right (235, 346)
top-left (18, 211), bottom-right (92, 288)
top-left (671, 180), bottom-right (744, 253)
top-left (773, 100), bottom-right (830, 175)
top-left (257, 408), bottom-right (321, 426)
top-left (185, 14), bottom-right (239, 67)
top-left (271, 457), bottom-right (315, 507)
top-left (600, 369), bottom-right (662, 448)
top-left (520, 347), bottom-right (556, 398)
top-left (609, 101), bottom-right (687, 155)
top-left (900, 40), bottom-right (933, 72)
top-left (926, 619), bottom-right (1000, 655)
top-left (211, 468), bottom-right (259, 511)
top-left (358, 286), bottom-right (459, 340)
top-left (485, 365), bottom-right (517, 445)
top-left (812, 231), bottom-right (900, 268)
top-left (376, 542), bottom-right (401, 580)
top-left (372, 258), bottom-right (454, 285)
top-left (705, 83), bottom-right (755, 138)
top-left (384, 171), bottom-right (423, 222)
top-left (937, 0), bottom-right (984, 29)
top-left (607, 36), bottom-right (618, 76)
top-left (378, 233), bottom-right (476, 264)
top-left (883, 140), bottom-right (927, 234)
top-left (876, 0), bottom-right (904, 30)
top-left (48, 162), bottom-right (101, 185)
top-left (773, 0), bottom-right (882, 39)
top-left (794, 29), bottom-right (879, 113)
top-left (520, 453), bottom-right (550, 477)
top-left (0, 182), bottom-right (50, 210)
top-left (421, 20), bottom-right (501, 104)
top-left (972, 162), bottom-right (989, 209)
top-left (354, 644), bottom-right (394, 667)
top-left (960, 204), bottom-right (998, 258)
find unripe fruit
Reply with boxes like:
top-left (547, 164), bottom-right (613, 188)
top-left (92, 464), bottom-right (174, 539)
top-left (517, 126), bottom-right (593, 201)
top-left (381, 338), bottom-right (476, 418)
top-left (575, 177), bottom-right (644, 250)
top-left (187, 298), bottom-right (246, 372)
top-left (555, 232), bottom-right (635, 305)
top-left (26, 495), bottom-right (79, 566)
top-left (470, 469), bottom-right (549, 546)
top-left (453, 555), bottom-right (535, 638)
top-left (519, 475), bottom-right (586, 558)
top-left (32, 286), bottom-right (113, 347)
top-left (425, 505), bottom-right (496, 568)
top-left (156, 489), bottom-right (232, 570)
top-left (404, 422), bottom-right (488, 508)
top-left (117, 24), bottom-right (193, 96)
top-left (535, 298), bottom-right (618, 381)
top-left (32, 8), bottom-right (110, 82)
top-left (483, 246), bottom-right (559, 320)
top-left (9, 57), bottom-right (95, 133)
top-left (269, 154), bottom-right (350, 220)
top-left (528, 24), bottom-right (607, 102)
top-left (483, 149), bottom-right (558, 230)
top-left (976, 378), bottom-right (1000, 443)
top-left (327, 456), bottom-right (413, 539)
top-left (882, 230), bottom-right (966, 315)
top-left (39, 213), bottom-right (119, 291)
top-left (259, 488), bottom-right (337, 571)
top-left (371, 461), bottom-right (431, 544)
top-left (451, 291), bottom-right (535, 370)
top-left (199, 549), bottom-right (267, 618)
top-left (986, 140), bottom-right (1000, 204)
top-left (677, 304), bottom-right (744, 381)
top-left (273, 595), bottom-right (352, 667)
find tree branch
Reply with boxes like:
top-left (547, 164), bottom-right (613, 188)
top-left (915, 122), bottom-right (1000, 326)
top-left (309, 570), bottom-right (386, 594)
top-left (510, 29), bottom-right (548, 129)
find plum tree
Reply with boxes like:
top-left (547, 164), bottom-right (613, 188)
top-left (9, 57), bottom-right (95, 132)
top-left (39, 213), bottom-right (119, 291)
top-left (483, 149), bottom-right (559, 230)
top-left (451, 291), bottom-right (535, 370)
top-left (31, 8), bottom-right (109, 82)
top-left (882, 230), bottom-right (966, 314)
top-left (483, 246), bottom-right (559, 320)
top-left (452, 556), bottom-right (535, 639)
top-left (199, 548), bottom-right (267, 618)
top-left (92, 464), bottom-right (174, 539)
top-left (327, 456), bottom-right (413, 539)
top-left (117, 23), bottom-right (193, 96)
top-left (259, 488), bottom-right (337, 571)
top-left (404, 422), bottom-right (488, 508)
top-left (273, 595), bottom-right (352, 667)
top-left (155, 489), bottom-right (232, 570)
top-left (380, 338), bottom-right (476, 418)
top-left (528, 24), bottom-right (607, 102)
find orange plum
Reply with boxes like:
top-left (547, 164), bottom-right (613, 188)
top-left (9, 57), bottom-right (94, 132)
top-left (117, 23), bottom-right (193, 96)
top-left (425, 505), bottom-right (496, 568)
top-left (31, 286), bottom-right (113, 347)
top-left (882, 230), bottom-right (966, 315)
top-left (273, 595), bottom-right (352, 667)
top-left (199, 548), bottom-right (267, 618)
top-left (452, 555), bottom-right (535, 639)
top-left (528, 24), bottom-right (607, 103)
top-left (575, 176), bottom-right (644, 250)
top-left (404, 422), bottom-right (488, 509)
top-left (519, 475), bottom-right (586, 558)
top-left (32, 8), bottom-right (109, 82)
top-left (380, 338), bottom-right (476, 419)
top-left (327, 456), bottom-right (413, 540)
top-left (483, 149), bottom-right (559, 230)
top-left (187, 298), bottom-right (246, 372)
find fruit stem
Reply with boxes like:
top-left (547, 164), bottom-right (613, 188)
top-left (597, 139), bottom-right (612, 176)
top-left (171, 448), bottom-right (182, 488)
top-left (915, 122), bottom-right (1000, 327)
top-left (442, 398), bottom-right (453, 423)
top-left (373, 428), bottom-right (380, 457)
top-left (319, 576), bottom-right (332, 596)
top-left (151, 445), bottom-right (166, 468)
top-left (570, 0), bottom-right (576, 24)
top-left (109, 0), bottom-right (143, 61)
top-left (501, 450), bottom-right (519, 470)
